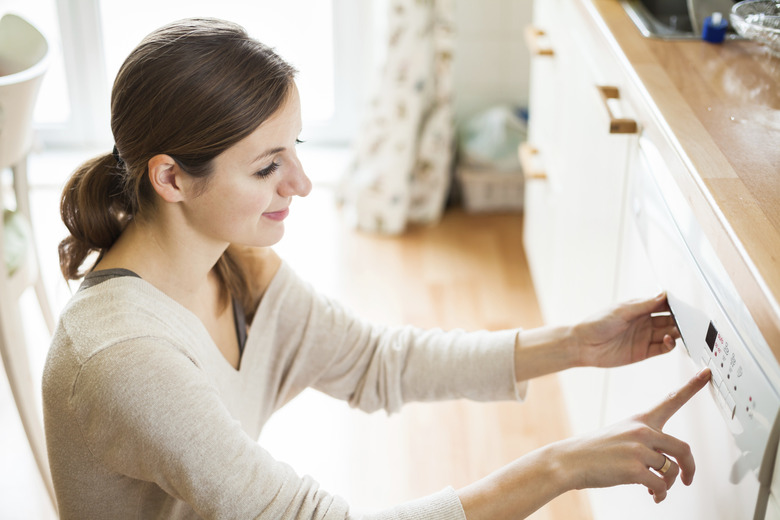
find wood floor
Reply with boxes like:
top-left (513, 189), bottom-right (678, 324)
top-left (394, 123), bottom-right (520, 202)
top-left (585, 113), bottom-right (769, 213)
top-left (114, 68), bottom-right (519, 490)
top-left (1, 154), bottom-right (593, 518)
top-left (262, 188), bottom-right (595, 519)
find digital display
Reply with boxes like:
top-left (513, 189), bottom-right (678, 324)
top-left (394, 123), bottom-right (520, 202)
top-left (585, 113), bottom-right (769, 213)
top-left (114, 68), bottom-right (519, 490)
top-left (705, 321), bottom-right (718, 352)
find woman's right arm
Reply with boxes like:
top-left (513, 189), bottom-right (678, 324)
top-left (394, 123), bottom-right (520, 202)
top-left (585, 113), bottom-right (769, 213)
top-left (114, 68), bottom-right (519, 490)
top-left (457, 368), bottom-right (711, 519)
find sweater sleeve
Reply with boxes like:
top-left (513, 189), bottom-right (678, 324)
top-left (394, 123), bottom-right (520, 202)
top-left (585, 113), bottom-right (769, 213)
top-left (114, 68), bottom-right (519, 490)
top-left (261, 263), bottom-right (527, 414)
top-left (71, 339), bottom-right (467, 520)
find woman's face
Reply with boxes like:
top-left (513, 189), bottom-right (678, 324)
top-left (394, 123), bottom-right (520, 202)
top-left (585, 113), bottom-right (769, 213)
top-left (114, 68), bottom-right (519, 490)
top-left (182, 84), bottom-right (311, 249)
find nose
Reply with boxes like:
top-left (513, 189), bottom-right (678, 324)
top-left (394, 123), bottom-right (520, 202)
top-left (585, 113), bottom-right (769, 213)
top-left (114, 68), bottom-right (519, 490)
top-left (279, 156), bottom-right (312, 198)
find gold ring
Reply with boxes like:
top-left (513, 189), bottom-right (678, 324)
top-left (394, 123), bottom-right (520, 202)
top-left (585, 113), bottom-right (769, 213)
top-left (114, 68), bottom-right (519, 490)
top-left (658, 455), bottom-right (672, 475)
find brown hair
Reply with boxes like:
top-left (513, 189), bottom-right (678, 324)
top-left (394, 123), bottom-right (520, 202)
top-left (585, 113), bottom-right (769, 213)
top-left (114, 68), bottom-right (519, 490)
top-left (59, 18), bottom-right (297, 320)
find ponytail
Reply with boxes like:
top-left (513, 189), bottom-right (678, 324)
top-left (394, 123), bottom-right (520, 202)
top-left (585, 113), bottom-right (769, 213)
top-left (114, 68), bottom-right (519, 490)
top-left (58, 153), bottom-right (131, 280)
top-left (215, 250), bottom-right (256, 323)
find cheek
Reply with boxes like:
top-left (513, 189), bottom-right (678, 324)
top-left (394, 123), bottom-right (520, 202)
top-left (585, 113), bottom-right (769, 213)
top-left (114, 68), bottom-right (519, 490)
top-left (231, 185), bottom-right (274, 218)
top-left (195, 177), bottom-right (276, 232)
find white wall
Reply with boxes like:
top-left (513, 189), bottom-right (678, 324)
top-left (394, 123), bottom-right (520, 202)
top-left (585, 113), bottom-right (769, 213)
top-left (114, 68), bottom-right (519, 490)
top-left (453, 0), bottom-right (532, 124)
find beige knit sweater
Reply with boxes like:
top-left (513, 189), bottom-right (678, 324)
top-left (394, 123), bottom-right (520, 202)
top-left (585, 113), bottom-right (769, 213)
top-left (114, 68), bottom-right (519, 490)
top-left (43, 261), bottom-right (525, 519)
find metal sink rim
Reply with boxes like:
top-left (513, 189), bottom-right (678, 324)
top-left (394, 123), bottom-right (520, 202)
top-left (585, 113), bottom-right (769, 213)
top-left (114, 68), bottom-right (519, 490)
top-left (620, 0), bottom-right (743, 40)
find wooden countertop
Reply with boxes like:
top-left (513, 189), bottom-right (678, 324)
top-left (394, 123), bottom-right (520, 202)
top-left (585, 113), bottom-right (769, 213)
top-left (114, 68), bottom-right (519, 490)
top-left (575, 0), bottom-right (780, 357)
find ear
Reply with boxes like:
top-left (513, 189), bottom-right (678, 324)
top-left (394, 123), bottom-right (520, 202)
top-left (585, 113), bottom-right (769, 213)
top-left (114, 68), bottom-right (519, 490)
top-left (148, 154), bottom-right (186, 203)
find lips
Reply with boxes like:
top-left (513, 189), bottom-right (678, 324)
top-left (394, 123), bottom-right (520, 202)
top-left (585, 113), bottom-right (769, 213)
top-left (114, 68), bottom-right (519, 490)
top-left (263, 207), bottom-right (289, 221)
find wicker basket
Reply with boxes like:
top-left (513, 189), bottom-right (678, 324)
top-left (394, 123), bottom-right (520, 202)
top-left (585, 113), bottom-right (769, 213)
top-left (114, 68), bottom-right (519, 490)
top-left (457, 166), bottom-right (524, 213)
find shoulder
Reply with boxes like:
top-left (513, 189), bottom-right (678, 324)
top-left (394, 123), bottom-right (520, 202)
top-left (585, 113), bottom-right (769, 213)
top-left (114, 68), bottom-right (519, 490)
top-left (49, 276), bottom-right (205, 369)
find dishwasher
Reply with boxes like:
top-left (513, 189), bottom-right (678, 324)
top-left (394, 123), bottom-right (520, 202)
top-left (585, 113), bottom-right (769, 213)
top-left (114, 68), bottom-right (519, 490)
top-left (603, 135), bottom-right (780, 519)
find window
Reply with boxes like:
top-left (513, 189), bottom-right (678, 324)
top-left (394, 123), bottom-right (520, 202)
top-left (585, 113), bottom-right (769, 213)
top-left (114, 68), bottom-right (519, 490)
top-left (100, 1), bottom-right (336, 125)
top-left (20, 0), bottom-right (383, 147)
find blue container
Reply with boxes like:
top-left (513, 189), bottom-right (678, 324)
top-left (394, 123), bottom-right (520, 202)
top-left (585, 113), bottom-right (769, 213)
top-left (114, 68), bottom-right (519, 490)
top-left (702, 12), bottom-right (729, 43)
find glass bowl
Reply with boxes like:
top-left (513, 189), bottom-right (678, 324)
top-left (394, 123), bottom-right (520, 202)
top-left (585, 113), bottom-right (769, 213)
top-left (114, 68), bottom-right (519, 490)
top-left (730, 0), bottom-right (780, 56)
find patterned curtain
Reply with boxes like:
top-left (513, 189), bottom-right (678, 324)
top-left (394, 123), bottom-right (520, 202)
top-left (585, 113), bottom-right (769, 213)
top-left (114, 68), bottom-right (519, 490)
top-left (336, 0), bottom-right (455, 234)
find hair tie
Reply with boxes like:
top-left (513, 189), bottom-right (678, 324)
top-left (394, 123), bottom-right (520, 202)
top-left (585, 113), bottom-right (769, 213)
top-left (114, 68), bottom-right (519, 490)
top-left (112, 145), bottom-right (125, 169)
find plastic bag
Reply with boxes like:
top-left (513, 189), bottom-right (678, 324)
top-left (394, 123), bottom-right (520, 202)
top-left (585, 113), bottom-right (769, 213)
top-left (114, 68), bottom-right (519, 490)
top-left (458, 105), bottom-right (527, 171)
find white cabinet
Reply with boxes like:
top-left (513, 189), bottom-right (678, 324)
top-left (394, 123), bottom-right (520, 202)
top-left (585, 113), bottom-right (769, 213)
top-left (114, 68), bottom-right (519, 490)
top-left (523, 0), bottom-right (638, 328)
top-left (524, 2), bottom-right (779, 520)
top-left (523, 0), bottom-right (639, 436)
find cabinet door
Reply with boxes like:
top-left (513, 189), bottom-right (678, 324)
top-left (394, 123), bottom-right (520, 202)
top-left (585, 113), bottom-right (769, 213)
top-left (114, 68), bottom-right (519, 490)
top-left (523, 7), bottom-right (562, 322)
top-left (524, 1), bottom-right (638, 327)
top-left (545, 11), bottom-right (638, 325)
top-left (524, 0), bottom-right (639, 438)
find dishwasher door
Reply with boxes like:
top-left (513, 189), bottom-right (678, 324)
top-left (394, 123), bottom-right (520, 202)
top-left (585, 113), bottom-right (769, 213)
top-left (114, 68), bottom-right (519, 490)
top-left (627, 136), bottom-right (780, 519)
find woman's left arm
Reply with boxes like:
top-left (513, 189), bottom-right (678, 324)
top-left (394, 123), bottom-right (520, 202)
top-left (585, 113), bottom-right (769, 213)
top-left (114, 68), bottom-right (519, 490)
top-left (513, 292), bottom-right (679, 383)
top-left (262, 262), bottom-right (677, 413)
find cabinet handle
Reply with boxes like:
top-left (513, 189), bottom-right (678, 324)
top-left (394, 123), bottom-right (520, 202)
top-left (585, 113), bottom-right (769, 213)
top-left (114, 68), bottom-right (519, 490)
top-left (525, 26), bottom-right (554, 56)
top-left (519, 143), bottom-right (548, 180)
top-left (596, 86), bottom-right (638, 134)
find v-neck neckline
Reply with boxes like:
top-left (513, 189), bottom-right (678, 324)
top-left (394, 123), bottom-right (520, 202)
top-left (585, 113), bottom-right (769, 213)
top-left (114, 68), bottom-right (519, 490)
top-left (81, 261), bottom-right (287, 376)
top-left (83, 273), bottom-right (246, 375)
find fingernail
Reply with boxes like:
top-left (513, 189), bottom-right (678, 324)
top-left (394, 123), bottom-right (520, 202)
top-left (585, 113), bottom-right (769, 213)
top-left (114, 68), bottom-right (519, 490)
top-left (697, 367), bottom-right (711, 380)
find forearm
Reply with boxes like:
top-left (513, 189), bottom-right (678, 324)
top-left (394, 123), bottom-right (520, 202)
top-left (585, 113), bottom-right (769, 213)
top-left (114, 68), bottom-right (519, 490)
top-left (457, 443), bottom-right (574, 520)
top-left (514, 325), bottom-right (582, 383)
top-left (458, 364), bottom-right (711, 520)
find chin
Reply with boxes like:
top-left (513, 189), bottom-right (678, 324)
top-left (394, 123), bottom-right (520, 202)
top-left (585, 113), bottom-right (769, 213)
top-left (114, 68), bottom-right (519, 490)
top-left (257, 227), bottom-right (285, 248)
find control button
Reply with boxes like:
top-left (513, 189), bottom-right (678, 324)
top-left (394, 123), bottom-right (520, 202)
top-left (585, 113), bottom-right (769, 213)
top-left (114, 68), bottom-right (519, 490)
top-left (713, 387), bottom-right (737, 422)
top-left (718, 383), bottom-right (736, 419)
top-left (715, 390), bottom-right (734, 419)
top-left (710, 363), bottom-right (724, 387)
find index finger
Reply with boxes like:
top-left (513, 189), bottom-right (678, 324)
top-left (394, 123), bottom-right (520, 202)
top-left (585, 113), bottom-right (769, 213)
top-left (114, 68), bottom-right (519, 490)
top-left (644, 367), bottom-right (711, 429)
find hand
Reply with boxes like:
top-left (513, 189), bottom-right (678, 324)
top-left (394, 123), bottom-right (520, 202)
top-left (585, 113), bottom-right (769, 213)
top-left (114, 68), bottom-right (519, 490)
top-left (574, 292), bottom-right (681, 368)
top-left (557, 367), bottom-right (711, 503)
top-left (457, 368), bottom-right (711, 519)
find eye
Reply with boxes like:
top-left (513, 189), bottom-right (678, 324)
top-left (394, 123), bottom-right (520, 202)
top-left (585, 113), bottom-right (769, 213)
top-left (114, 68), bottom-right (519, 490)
top-left (296, 139), bottom-right (305, 145)
top-left (254, 161), bottom-right (280, 178)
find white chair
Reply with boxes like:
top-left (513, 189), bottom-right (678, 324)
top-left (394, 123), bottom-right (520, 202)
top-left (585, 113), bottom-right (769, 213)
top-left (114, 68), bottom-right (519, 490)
top-left (0, 12), bottom-right (57, 512)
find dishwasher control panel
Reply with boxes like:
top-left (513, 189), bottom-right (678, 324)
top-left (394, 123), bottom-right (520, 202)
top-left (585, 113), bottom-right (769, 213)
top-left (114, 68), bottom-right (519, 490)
top-left (670, 292), bottom-right (778, 454)
top-left (632, 136), bottom-right (780, 479)
top-left (689, 314), bottom-right (773, 441)
top-left (706, 321), bottom-right (740, 421)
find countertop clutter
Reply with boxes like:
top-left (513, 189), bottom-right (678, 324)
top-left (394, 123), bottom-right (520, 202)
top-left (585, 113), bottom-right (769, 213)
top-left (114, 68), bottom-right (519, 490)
top-left (582, 0), bottom-right (780, 359)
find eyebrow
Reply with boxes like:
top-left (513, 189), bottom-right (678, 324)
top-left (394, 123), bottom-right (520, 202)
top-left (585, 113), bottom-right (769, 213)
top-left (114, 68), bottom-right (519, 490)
top-left (251, 147), bottom-right (286, 164)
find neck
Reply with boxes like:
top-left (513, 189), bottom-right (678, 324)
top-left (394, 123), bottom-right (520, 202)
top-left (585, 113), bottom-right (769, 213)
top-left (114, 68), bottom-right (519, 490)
top-left (95, 216), bottom-right (227, 305)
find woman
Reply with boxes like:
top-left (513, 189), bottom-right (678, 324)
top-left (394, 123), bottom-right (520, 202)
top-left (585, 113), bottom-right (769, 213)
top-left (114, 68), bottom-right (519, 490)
top-left (43, 17), bottom-right (710, 520)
